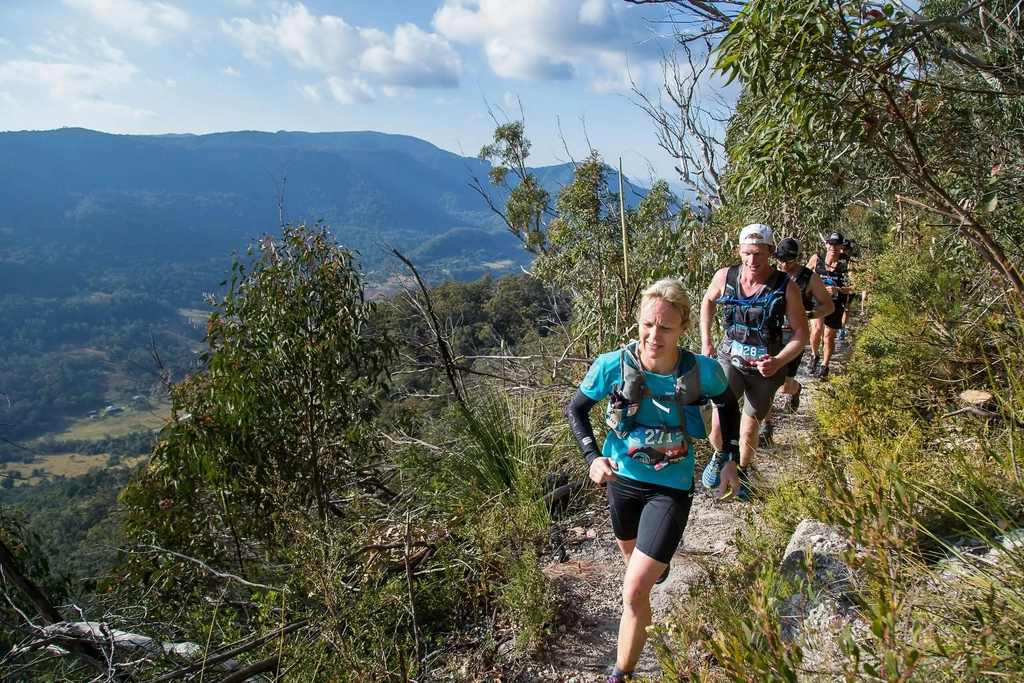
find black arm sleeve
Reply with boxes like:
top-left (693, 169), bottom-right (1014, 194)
top-left (567, 389), bottom-right (602, 466)
top-left (711, 387), bottom-right (741, 458)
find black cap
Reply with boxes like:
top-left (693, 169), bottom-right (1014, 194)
top-left (825, 231), bottom-right (844, 245)
top-left (774, 237), bottom-right (801, 261)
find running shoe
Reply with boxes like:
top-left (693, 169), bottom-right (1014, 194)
top-left (759, 421), bottom-right (774, 447)
top-left (818, 364), bottom-right (830, 381)
top-left (787, 382), bottom-right (802, 413)
top-left (808, 355), bottom-right (819, 376)
top-left (608, 675), bottom-right (632, 683)
top-left (656, 562), bottom-right (671, 585)
top-left (701, 458), bottom-right (721, 488)
top-left (837, 328), bottom-right (846, 341)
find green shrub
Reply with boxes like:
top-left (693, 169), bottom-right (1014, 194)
top-left (652, 242), bottom-right (1024, 681)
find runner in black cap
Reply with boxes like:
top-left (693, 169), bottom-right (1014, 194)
top-left (805, 232), bottom-right (855, 380)
top-left (759, 237), bottom-right (834, 443)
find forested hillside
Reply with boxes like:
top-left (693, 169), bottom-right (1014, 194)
top-left (2, 0), bottom-right (1024, 681)
top-left (0, 128), bottom-right (644, 443)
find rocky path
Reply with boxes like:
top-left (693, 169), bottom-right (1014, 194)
top-left (519, 341), bottom-right (850, 682)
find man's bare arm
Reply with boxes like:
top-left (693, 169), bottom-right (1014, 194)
top-left (700, 269), bottom-right (726, 356)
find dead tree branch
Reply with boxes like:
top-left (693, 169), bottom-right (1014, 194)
top-left (391, 249), bottom-right (468, 410)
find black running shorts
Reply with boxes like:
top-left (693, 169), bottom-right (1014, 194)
top-left (823, 304), bottom-right (845, 330)
top-left (607, 476), bottom-right (694, 564)
top-left (786, 349), bottom-right (805, 378)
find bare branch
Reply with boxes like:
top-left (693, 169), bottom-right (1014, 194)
top-left (390, 249), bottom-right (469, 410)
top-left (630, 39), bottom-right (727, 207)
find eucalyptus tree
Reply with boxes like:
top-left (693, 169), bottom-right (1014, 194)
top-left (630, 37), bottom-right (731, 210)
top-left (532, 151), bottom-right (686, 348)
top-left (625, 0), bottom-right (1024, 300)
top-left (122, 222), bottom-right (395, 563)
top-left (476, 121), bottom-right (691, 350)
top-left (710, 0), bottom-right (1024, 300)
top-left (474, 120), bottom-right (554, 256)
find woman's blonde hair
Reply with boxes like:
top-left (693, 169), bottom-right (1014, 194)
top-left (639, 278), bottom-right (692, 330)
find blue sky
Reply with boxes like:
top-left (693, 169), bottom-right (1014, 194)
top-left (0, 0), bottom-right (712, 185)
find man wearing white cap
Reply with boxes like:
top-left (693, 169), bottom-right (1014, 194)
top-left (699, 224), bottom-right (810, 499)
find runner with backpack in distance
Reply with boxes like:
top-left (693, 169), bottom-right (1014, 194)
top-left (806, 232), bottom-right (855, 380)
top-left (758, 237), bottom-right (833, 443)
top-left (838, 238), bottom-right (858, 339)
top-left (566, 278), bottom-right (742, 683)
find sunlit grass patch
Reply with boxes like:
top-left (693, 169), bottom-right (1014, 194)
top-left (49, 404), bottom-right (170, 441)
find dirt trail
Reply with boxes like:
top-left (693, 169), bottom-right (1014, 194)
top-left (521, 342), bottom-right (849, 682)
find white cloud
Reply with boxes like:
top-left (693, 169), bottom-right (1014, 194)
top-left (357, 23), bottom-right (461, 88)
top-left (164, 77), bottom-right (176, 87)
top-left (326, 75), bottom-right (373, 105)
top-left (0, 38), bottom-right (10, 46)
top-left (297, 82), bottom-right (319, 101)
top-left (0, 34), bottom-right (148, 119)
top-left (433, 0), bottom-right (661, 88)
top-left (63, 0), bottom-right (190, 44)
top-left (0, 91), bottom-right (14, 104)
top-left (219, 65), bottom-right (242, 77)
top-left (69, 98), bottom-right (157, 119)
top-left (221, 3), bottom-right (461, 89)
top-left (0, 56), bottom-right (136, 101)
top-left (433, 95), bottom-right (461, 105)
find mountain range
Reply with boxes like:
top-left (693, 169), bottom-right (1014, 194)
top-left (0, 128), bottom-right (645, 302)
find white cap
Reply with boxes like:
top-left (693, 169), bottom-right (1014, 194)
top-left (738, 223), bottom-right (775, 246)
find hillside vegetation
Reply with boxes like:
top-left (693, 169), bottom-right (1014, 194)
top-left (2, 0), bottom-right (1024, 681)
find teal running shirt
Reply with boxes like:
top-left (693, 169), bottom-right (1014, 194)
top-left (579, 349), bottom-right (728, 490)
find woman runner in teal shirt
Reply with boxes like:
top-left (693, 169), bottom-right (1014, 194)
top-left (566, 278), bottom-right (742, 682)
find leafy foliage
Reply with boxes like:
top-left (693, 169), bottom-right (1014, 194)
top-left (122, 221), bottom-right (395, 561)
top-left (715, 0), bottom-right (1024, 300)
top-left (0, 467), bottom-right (133, 581)
top-left (534, 152), bottom-right (688, 347)
top-left (476, 121), bottom-right (554, 255)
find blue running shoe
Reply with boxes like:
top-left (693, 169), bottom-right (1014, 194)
top-left (837, 328), bottom-right (846, 341)
top-left (702, 458), bottom-right (721, 488)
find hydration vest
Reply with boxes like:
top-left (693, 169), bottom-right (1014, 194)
top-left (793, 266), bottom-right (815, 312)
top-left (604, 341), bottom-right (714, 470)
top-left (781, 266), bottom-right (814, 337)
top-left (716, 265), bottom-right (789, 363)
top-left (814, 253), bottom-right (849, 302)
